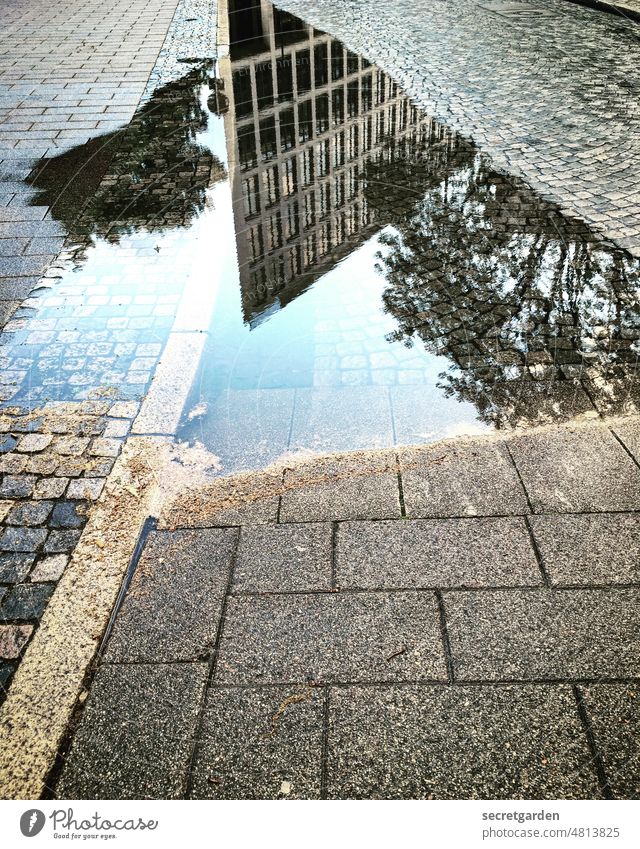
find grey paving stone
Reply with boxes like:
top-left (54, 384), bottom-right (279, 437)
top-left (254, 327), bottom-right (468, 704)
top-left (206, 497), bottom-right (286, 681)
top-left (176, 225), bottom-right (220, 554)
top-left (0, 553), bottom-right (34, 583)
top-left (50, 501), bottom-right (85, 529)
top-left (399, 441), bottom-right (528, 517)
top-left (0, 300), bottom-right (18, 327)
top-left (579, 683), bottom-right (640, 800)
top-left (234, 523), bottom-right (332, 593)
top-left (43, 529), bottom-right (80, 553)
top-left (0, 474), bottom-right (36, 498)
top-left (0, 255), bottom-right (52, 277)
top-left (0, 582), bottom-right (54, 621)
top-left (279, 453), bottom-right (401, 522)
top-left (444, 588), bottom-right (640, 680)
top-left (6, 500), bottom-right (52, 527)
top-left (191, 686), bottom-right (323, 799)
top-left (57, 663), bottom-right (208, 800)
top-left (105, 528), bottom-right (237, 663)
top-left (508, 425), bottom-right (640, 513)
top-left (336, 517), bottom-right (541, 589)
top-left (530, 513), bottom-right (640, 586)
top-left (216, 590), bottom-right (447, 685)
top-left (0, 526), bottom-right (47, 552)
top-left (327, 684), bottom-right (599, 799)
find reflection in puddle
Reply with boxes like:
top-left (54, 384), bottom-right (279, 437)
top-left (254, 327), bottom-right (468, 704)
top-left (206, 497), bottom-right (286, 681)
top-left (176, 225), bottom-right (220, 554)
top-left (2, 68), bottom-right (226, 407)
top-left (179, 0), bottom-right (640, 472)
top-left (3, 0), bottom-right (639, 476)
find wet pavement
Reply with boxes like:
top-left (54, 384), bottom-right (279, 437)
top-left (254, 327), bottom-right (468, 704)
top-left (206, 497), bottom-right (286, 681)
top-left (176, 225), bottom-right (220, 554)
top-left (0, 0), bottom-right (639, 801)
top-left (56, 416), bottom-right (640, 799)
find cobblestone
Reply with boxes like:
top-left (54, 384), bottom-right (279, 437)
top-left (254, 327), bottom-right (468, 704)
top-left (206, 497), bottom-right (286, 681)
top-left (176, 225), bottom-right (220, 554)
top-left (0, 583), bottom-right (53, 621)
top-left (0, 624), bottom-right (33, 659)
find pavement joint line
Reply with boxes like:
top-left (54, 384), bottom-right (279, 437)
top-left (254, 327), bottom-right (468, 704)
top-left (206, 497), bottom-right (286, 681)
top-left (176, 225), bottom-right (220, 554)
top-left (320, 686), bottom-right (331, 800)
top-left (183, 523), bottom-right (241, 798)
top-left (95, 515), bottom-right (158, 660)
top-left (505, 441), bottom-right (535, 512)
top-left (435, 590), bottom-right (455, 684)
top-left (330, 522), bottom-right (338, 590)
top-left (609, 425), bottom-right (640, 471)
top-left (161, 506), bottom-right (640, 531)
top-left (524, 514), bottom-right (551, 588)
top-left (573, 683), bottom-right (614, 799)
top-left (71, 668), bottom-right (640, 687)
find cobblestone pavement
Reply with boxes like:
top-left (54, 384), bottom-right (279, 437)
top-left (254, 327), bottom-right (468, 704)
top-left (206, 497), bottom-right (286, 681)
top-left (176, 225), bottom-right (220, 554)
top-left (0, 0), bottom-right (219, 703)
top-left (56, 417), bottom-right (640, 799)
top-left (277, 0), bottom-right (640, 257)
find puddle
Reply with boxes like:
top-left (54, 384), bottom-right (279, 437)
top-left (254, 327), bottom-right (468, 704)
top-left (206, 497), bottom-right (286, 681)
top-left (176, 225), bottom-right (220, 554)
top-left (3, 0), bottom-right (640, 477)
top-left (177, 0), bottom-right (640, 474)
top-left (2, 66), bottom-right (227, 408)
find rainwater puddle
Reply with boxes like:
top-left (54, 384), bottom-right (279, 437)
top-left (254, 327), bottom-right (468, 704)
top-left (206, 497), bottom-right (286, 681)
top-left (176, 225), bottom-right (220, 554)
top-left (177, 0), bottom-right (640, 474)
top-left (4, 1), bottom-right (639, 478)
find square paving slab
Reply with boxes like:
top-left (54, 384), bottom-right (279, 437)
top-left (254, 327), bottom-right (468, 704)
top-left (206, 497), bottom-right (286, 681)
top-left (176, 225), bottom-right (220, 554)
top-left (336, 517), bottom-right (541, 589)
top-left (280, 453), bottom-right (401, 522)
top-left (104, 528), bottom-right (237, 663)
top-left (444, 588), bottom-right (640, 680)
top-left (216, 590), bottom-right (447, 684)
top-left (190, 685), bottom-right (324, 799)
top-left (57, 663), bottom-right (207, 799)
top-left (508, 425), bottom-right (640, 513)
top-left (579, 683), bottom-right (640, 799)
top-left (233, 522), bottom-right (333, 593)
top-left (399, 441), bottom-right (528, 517)
top-left (327, 684), bottom-right (598, 799)
top-left (530, 513), bottom-right (640, 585)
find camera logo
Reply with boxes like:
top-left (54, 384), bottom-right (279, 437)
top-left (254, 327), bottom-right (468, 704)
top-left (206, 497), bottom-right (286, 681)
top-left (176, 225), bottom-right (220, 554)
top-left (20, 810), bottom-right (46, 838)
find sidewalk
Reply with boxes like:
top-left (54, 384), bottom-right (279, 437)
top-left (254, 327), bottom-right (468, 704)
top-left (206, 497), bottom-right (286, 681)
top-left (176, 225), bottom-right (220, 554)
top-left (51, 417), bottom-right (640, 799)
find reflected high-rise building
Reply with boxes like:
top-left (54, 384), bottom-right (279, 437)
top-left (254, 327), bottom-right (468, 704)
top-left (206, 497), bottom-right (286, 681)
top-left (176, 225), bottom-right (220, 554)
top-left (222, 0), bottom-right (455, 325)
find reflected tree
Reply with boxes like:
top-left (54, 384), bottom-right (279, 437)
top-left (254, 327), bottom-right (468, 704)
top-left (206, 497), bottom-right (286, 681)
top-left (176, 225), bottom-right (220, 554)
top-left (369, 143), bottom-right (640, 426)
top-left (28, 66), bottom-right (227, 243)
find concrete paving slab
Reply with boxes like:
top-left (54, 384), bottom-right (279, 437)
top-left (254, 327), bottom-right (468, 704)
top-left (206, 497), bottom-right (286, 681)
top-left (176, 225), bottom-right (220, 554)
top-left (445, 588), bottom-right (640, 680)
top-left (57, 662), bottom-right (207, 799)
top-left (579, 683), bottom-right (640, 799)
top-left (336, 517), bottom-right (541, 589)
top-left (399, 441), bottom-right (528, 517)
top-left (508, 424), bottom-right (640, 513)
top-left (233, 522), bottom-right (332, 593)
top-left (104, 528), bottom-right (236, 663)
top-left (327, 684), bottom-right (598, 799)
top-left (290, 387), bottom-right (394, 453)
top-left (216, 591), bottom-right (447, 685)
top-left (190, 685), bottom-right (323, 799)
top-left (159, 468), bottom-right (281, 529)
top-left (530, 513), bottom-right (640, 586)
top-left (280, 452), bottom-right (401, 522)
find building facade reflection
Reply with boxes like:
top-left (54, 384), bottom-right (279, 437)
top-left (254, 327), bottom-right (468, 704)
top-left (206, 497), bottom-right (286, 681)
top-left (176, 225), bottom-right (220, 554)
top-left (223, 0), bottom-right (455, 326)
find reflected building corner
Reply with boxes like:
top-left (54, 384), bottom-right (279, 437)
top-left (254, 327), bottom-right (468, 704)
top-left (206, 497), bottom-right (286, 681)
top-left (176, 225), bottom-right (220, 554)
top-left (221, 0), bottom-right (459, 327)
